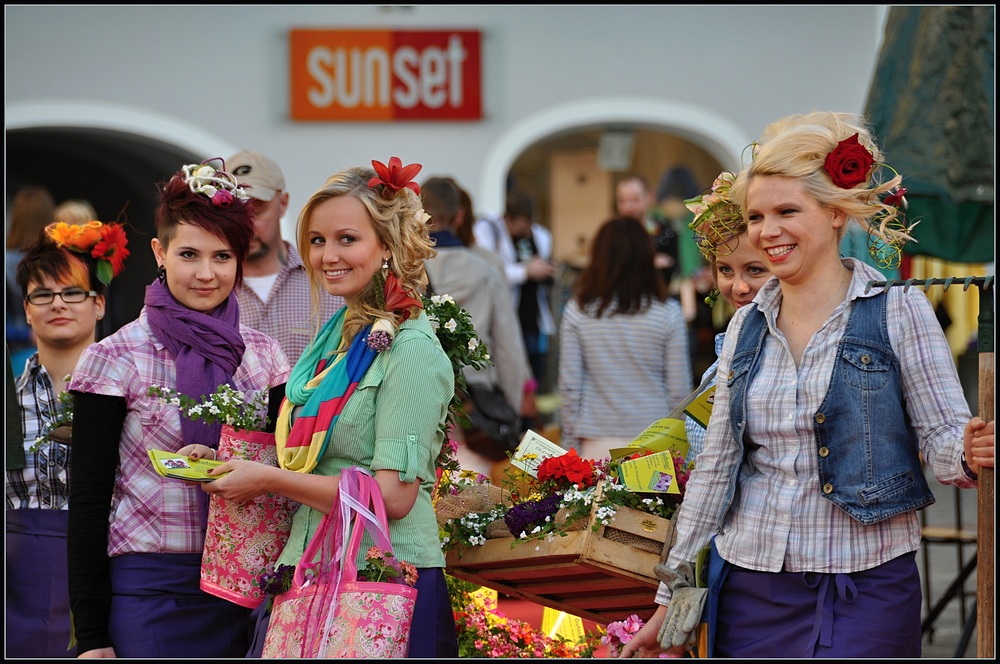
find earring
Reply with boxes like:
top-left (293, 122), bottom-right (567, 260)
top-left (25, 317), bottom-right (31, 325)
top-left (97, 314), bottom-right (104, 320)
top-left (157, 266), bottom-right (167, 283)
top-left (382, 258), bottom-right (390, 269)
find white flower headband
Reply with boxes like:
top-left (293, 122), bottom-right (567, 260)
top-left (181, 161), bottom-right (250, 208)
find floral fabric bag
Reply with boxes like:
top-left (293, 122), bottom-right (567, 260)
top-left (262, 466), bottom-right (418, 658)
top-left (200, 425), bottom-right (300, 608)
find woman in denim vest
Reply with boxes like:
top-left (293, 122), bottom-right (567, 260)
top-left (620, 112), bottom-right (994, 658)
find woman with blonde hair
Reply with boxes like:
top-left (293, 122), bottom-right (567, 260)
top-left (620, 112), bottom-right (993, 658)
top-left (203, 159), bottom-right (459, 657)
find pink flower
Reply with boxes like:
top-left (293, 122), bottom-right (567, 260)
top-left (211, 189), bottom-right (234, 208)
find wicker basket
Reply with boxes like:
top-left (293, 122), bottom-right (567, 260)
top-left (445, 484), bottom-right (673, 625)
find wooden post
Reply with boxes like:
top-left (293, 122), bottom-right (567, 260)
top-left (977, 283), bottom-right (994, 658)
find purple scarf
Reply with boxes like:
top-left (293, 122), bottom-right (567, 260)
top-left (144, 280), bottom-right (246, 449)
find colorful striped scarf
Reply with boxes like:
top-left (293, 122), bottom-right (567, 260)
top-left (275, 308), bottom-right (377, 473)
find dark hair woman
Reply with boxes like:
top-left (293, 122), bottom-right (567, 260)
top-left (558, 216), bottom-right (692, 462)
top-left (66, 161), bottom-right (290, 658)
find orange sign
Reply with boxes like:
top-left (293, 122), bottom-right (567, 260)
top-left (290, 29), bottom-right (482, 121)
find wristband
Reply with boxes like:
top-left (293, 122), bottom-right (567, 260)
top-left (961, 452), bottom-right (978, 481)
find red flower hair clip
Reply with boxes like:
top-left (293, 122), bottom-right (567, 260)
top-left (369, 157), bottom-right (422, 200)
top-left (45, 220), bottom-right (130, 286)
top-left (823, 133), bottom-right (875, 189)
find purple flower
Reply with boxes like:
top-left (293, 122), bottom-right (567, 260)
top-left (504, 493), bottom-right (563, 536)
top-left (367, 329), bottom-right (393, 352)
top-left (258, 563), bottom-right (295, 595)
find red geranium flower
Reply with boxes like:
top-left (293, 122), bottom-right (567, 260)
top-left (823, 133), bottom-right (875, 189)
top-left (369, 157), bottom-right (422, 200)
top-left (537, 448), bottom-right (597, 490)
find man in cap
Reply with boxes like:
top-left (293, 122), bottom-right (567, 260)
top-left (228, 150), bottom-right (343, 366)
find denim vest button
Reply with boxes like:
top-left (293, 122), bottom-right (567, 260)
top-left (819, 447), bottom-right (830, 457)
top-left (728, 370), bottom-right (735, 380)
top-left (861, 353), bottom-right (871, 364)
top-left (815, 413), bottom-right (826, 424)
top-left (823, 483), bottom-right (834, 494)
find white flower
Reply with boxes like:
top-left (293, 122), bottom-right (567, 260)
top-left (483, 353), bottom-right (490, 361)
top-left (468, 338), bottom-right (479, 351)
top-left (444, 318), bottom-right (457, 332)
top-left (188, 404), bottom-right (204, 416)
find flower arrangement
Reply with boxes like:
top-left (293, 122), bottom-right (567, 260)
top-left (45, 220), bottom-right (130, 286)
top-left (146, 383), bottom-right (269, 432)
top-left (181, 161), bottom-right (250, 208)
top-left (359, 546), bottom-right (419, 587)
top-left (447, 575), bottom-right (603, 658)
top-left (439, 447), bottom-right (692, 553)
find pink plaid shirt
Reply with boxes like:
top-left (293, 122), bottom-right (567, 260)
top-left (236, 243), bottom-right (344, 367)
top-left (69, 308), bottom-right (290, 556)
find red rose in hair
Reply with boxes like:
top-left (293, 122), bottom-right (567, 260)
top-left (823, 133), bottom-right (875, 189)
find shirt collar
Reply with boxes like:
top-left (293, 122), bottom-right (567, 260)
top-left (753, 257), bottom-right (884, 316)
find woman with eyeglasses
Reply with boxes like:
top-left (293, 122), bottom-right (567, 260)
top-left (66, 163), bottom-right (290, 658)
top-left (6, 233), bottom-right (111, 658)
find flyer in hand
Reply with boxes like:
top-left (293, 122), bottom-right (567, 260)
top-left (148, 449), bottom-right (226, 482)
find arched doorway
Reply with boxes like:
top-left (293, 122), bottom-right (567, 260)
top-left (6, 102), bottom-right (236, 337)
top-left (479, 99), bottom-right (751, 403)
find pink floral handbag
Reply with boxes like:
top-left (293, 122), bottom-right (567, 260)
top-left (262, 467), bottom-right (418, 658)
top-left (200, 425), bottom-right (300, 608)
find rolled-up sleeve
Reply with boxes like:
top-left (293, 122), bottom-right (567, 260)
top-left (369, 331), bottom-right (453, 484)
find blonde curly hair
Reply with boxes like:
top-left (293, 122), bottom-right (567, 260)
top-left (732, 111), bottom-right (912, 257)
top-left (296, 166), bottom-right (436, 342)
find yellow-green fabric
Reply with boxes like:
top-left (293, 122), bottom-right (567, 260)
top-left (276, 311), bottom-right (453, 570)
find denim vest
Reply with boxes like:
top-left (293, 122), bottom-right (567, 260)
top-left (724, 293), bottom-right (934, 527)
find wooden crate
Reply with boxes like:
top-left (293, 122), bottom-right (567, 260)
top-left (445, 497), bottom-right (673, 625)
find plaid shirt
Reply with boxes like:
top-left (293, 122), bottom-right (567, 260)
top-left (6, 354), bottom-right (70, 510)
top-left (660, 260), bottom-right (974, 599)
top-left (236, 243), bottom-right (344, 367)
top-left (68, 309), bottom-right (290, 556)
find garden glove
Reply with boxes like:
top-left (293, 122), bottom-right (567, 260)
top-left (654, 561), bottom-right (707, 651)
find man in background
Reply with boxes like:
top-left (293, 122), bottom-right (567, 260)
top-left (423, 177), bottom-right (533, 475)
top-left (615, 174), bottom-right (679, 290)
top-left (227, 150), bottom-right (342, 367)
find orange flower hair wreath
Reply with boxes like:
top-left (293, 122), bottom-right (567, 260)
top-left (45, 220), bottom-right (130, 286)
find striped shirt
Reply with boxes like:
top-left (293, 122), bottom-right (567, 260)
top-left (662, 260), bottom-right (975, 596)
top-left (6, 354), bottom-right (70, 510)
top-left (68, 308), bottom-right (290, 556)
top-left (236, 243), bottom-right (344, 367)
top-left (559, 297), bottom-right (692, 448)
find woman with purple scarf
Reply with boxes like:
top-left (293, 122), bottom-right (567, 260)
top-left (66, 162), bottom-right (290, 658)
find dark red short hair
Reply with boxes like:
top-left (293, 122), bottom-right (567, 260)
top-left (154, 170), bottom-right (254, 285)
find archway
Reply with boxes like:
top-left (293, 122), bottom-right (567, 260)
top-left (6, 101), bottom-right (237, 337)
top-left (477, 97), bottom-right (752, 216)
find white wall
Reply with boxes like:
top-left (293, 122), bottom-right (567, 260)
top-left (5, 5), bottom-right (889, 235)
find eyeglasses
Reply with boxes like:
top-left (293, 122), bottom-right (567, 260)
top-left (25, 288), bottom-right (97, 305)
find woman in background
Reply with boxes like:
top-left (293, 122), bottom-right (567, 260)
top-left (559, 216), bottom-right (692, 461)
top-left (6, 232), bottom-right (114, 658)
top-left (682, 172), bottom-right (771, 461)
